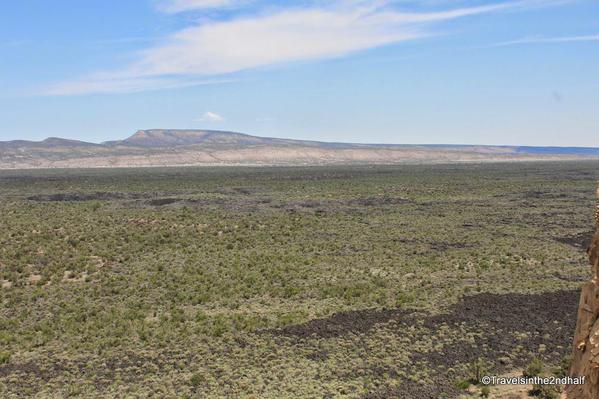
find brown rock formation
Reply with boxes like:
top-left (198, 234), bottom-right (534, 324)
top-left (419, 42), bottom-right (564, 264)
top-left (566, 186), bottom-right (599, 398)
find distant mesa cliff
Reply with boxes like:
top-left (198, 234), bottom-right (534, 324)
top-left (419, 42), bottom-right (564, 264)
top-left (104, 129), bottom-right (273, 148)
top-left (1, 129), bottom-right (598, 169)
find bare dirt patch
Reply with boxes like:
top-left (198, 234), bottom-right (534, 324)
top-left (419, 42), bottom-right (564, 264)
top-left (146, 198), bottom-right (181, 206)
top-left (555, 229), bottom-right (596, 250)
top-left (348, 196), bottom-right (411, 207)
top-left (429, 241), bottom-right (474, 251)
top-left (272, 308), bottom-right (409, 339)
top-left (214, 187), bottom-right (257, 195)
top-left (275, 196), bottom-right (411, 214)
top-left (26, 192), bottom-right (143, 202)
top-left (272, 309), bottom-right (409, 338)
top-left (273, 290), bottom-right (578, 345)
top-left (273, 290), bottom-right (578, 399)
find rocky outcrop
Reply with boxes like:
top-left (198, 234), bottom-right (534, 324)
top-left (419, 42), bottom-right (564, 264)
top-left (566, 186), bottom-right (599, 398)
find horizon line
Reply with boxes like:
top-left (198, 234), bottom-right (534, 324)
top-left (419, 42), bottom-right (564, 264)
top-left (1, 129), bottom-right (598, 150)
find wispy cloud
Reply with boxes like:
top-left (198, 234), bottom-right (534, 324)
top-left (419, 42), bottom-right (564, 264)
top-left (158, 0), bottom-right (246, 13)
top-left (94, 36), bottom-right (159, 45)
top-left (44, 75), bottom-right (231, 95)
top-left (48, 0), bottom-right (571, 95)
top-left (195, 111), bottom-right (225, 122)
top-left (488, 34), bottom-right (599, 47)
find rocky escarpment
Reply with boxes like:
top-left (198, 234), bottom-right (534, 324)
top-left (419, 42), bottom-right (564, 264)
top-left (566, 186), bottom-right (599, 398)
top-left (2, 130), bottom-right (599, 169)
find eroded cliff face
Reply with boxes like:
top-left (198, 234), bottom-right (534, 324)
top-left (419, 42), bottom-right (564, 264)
top-left (566, 192), bottom-right (599, 398)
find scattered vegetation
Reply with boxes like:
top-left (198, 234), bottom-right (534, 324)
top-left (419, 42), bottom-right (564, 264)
top-left (523, 358), bottom-right (544, 378)
top-left (0, 162), bottom-right (597, 398)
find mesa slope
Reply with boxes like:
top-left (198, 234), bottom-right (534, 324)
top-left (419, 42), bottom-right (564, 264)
top-left (1, 129), bottom-right (598, 169)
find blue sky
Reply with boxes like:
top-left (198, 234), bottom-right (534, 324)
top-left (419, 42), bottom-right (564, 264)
top-left (0, 0), bottom-right (598, 146)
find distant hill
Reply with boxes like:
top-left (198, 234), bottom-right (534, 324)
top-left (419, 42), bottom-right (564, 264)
top-left (0, 137), bottom-right (99, 149)
top-left (1, 129), bottom-right (598, 169)
top-left (104, 129), bottom-right (274, 147)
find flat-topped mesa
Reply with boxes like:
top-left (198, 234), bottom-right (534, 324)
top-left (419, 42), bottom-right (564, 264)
top-left (566, 184), bottom-right (599, 398)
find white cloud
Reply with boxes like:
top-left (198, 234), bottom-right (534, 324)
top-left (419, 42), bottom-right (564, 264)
top-left (44, 75), bottom-right (231, 95)
top-left (196, 111), bottom-right (225, 122)
top-left (48, 0), bottom-right (571, 95)
top-left (158, 0), bottom-right (245, 13)
top-left (132, 10), bottom-right (421, 77)
top-left (489, 34), bottom-right (599, 47)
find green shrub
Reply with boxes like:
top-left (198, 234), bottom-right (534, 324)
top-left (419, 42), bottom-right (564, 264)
top-left (190, 373), bottom-right (204, 388)
top-left (480, 385), bottom-right (491, 398)
top-left (466, 358), bottom-right (490, 385)
top-left (523, 357), bottom-right (544, 378)
top-left (529, 384), bottom-right (561, 399)
top-left (455, 379), bottom-right (470, 390)
top-left (0, 351), bottom-right (10, 364)
top-left (553, 355), bottom-right (571, 378)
